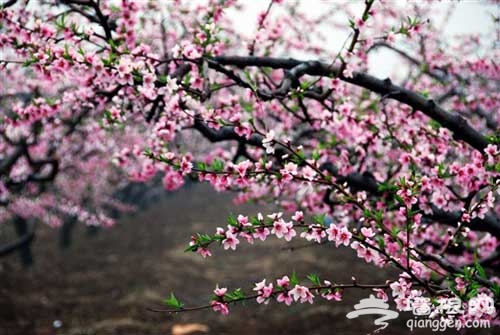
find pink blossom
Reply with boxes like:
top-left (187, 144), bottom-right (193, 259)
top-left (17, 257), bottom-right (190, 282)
top-left (235, 160), bottom-right (253, 178)
top-left (361, 227), bottom-right (375, 238)
top-left (336, 227), bottom-right (352, 247)
top-left (468, 293), bottom-right (496, 317)
top-left (183, 43), bottom-right (202, 59)
top-left (289, 285), bottom-right (314, 304)
top-left (214, 285), bottom-right (227, 297)
top-left (276, 292), bottom-right (293, 305)
top-left (211, 301), bottom-right (229, 315)
top-left (342, 63), bottom-right (355, 78)
top-left (179, 157), bottom-right (193, 175)
top-left (455, 277), bottom-right (466, 292)
top-left (300, 227), bottom-right (325, 243)
top-left (234, 122), bottom-right (252, 139)
top-left (222, 231), bottom-right (240, 250)
top-left (280, 162), bottom-right (298, 182)
top-left (197, 247), bottom-right (212, 258)
top-left (272, 218), bottom-right (287, 238)
top-left (292, 211), bottom-right (303, 222)
top-left (386, 31), bottom-right (396, 43)
top-left (253, 227), bottom-right (270, 241)
top-left (394, 296), bottom-right (412, 311)
top-left (390, 276), bottom-right (412, 298)
top-left (355, 18), bottom-right (365, 29)
top-left (326, 224), bottom-right (339, 241)
top-left (283, 226), bottom-right (297, 241)
top-left (262, 130), bottom-right (275, 154)
top-left (277, 276), bottom-right (290, 288)
top-left (237, 214), bottom-right (250, 226)
top-left (254, 279), bottom-right (274, 304)
top-left (239, 231), bottom-right (254, 244)
top-left (355, 244), bottom-right (375, 262)
top-left (322, 288), bottom-right (342, 301)
top-left (162, 171), bottom-right (184, 191)
top-left (301, 166), bottom-right (317, 181)
top-left (373, 288), bottom-right (388, 302)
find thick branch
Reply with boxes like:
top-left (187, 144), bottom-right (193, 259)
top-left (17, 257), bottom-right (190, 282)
top-left (188, 122), bottom-right (500, 238)
top-left (0, 230), bottom-right (35, 257)
top-left (429, 207), bottom-right (500, 239)
top-left (60, 0), bottom-right (113, 40)
top-left (368, 42), bottom-right (447, 83)
top-left (0, 146), bottom-right (24, 176)
top-left (193, 118), bottom-right (263, 146)
top-left (209, 56), bottom-right (489, 152)
top-left (191, 118), bottom-right (290, 159)
top-left (413, 248), bottom-right (494, 289)
top-left (319, 162), bottom-right (500, 238)
top-left (0, 0), bottom-right (17, 9)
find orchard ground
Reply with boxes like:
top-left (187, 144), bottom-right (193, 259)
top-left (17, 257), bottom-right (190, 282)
top-left (0, 184), bottom-right (495, 335)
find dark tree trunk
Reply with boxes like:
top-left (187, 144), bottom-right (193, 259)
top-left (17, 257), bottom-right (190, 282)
top-left (59, 216), bottom-right (77, 249)
top-left (86, 225), bottom-right (100, 237)
top-left (13, 216), bottom-right (34, 266)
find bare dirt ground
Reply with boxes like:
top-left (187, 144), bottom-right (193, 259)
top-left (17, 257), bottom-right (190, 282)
top-left (0, 184), bottom-right (495, 335)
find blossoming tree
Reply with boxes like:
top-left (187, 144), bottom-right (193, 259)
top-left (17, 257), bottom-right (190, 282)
top-left (1, 0), bottom-right (499, 326)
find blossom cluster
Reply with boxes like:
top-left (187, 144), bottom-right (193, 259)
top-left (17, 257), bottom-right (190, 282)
top-left (187, 212), bottom-right (355, 259)
top-left (1, 0), bottom-right (499, 326)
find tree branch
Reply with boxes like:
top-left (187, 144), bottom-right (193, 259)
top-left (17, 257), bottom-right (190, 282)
top-left (0, 230), bottom-right (35, 257)
top-left (319, 162), bottom-right (500, 238)
top-left (188, 121), bottom-right (500, 238)
top-left (208, 56), bottom-right (489, 152)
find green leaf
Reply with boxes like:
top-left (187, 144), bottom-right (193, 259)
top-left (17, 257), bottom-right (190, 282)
top-left (240, 100), bottom-right (254, 113)
top-left (62, 44), bottom-right (72, 61)
top-left (158, 75), bottom-right (168, 84)
top-left (211, 159), bottom-right (224, 172)
top-left (225, 288), bottom-right (245, 301)
top-left (197, 233), bottom-right (213, 244)
top-left (290, 271), bottom-right (299, 287)
top-left (437, 163), bottom-right (452, 179)
top-left (491, 282), bottom-right (500, 298)
top-left (449, 285), bottom-right (461, 298)
top-left (227, 214), bottom-right (238, 227)
top-left (312, 151), bottom-right (321, 161)
top-left (300, 81), bottom-right (312, 90)
top-left (494, 162), bottom-right (500, 173)
top-left (196, 162), bottom-right (207, 170)
top-left (307, 273), bottom-right (321, 286)
top-left (250, 216), bottom-right (260, 226)
top-left (474, 262), bottom-right (487, 280)
top-left (428, 119), bottom-right (441, 131)
top-left (362, 209), bottom-right (374, 220)
top-left (103, 109), bottom-right (112, 119)
top-left (376, 236), bottom-right (385, 249)
top-left (55, 13), bottom-right (67, 30)
top-left (466, 288), bottom-right (478, 300)
top-left (242, 70), bottom-right (257, 91)
top-left (22, 58), bottom-right (37, 67)
top-left (391, 226), bottom-right (401, 238)
top-left (184, 244), bottom-right (198, 252)
top-left (486, 134), bottom-right (500, 144)
top-left (312, 214), bottom-right (326, 226)
top-left (163, 293), bottom-right (184, 309)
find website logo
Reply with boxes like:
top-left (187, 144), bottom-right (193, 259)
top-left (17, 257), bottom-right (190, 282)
top-left (346, 295), bottom-right (399, 334)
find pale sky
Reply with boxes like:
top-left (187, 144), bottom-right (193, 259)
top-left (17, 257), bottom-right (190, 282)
top-left (227, 1), bottom-right (498, 79)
